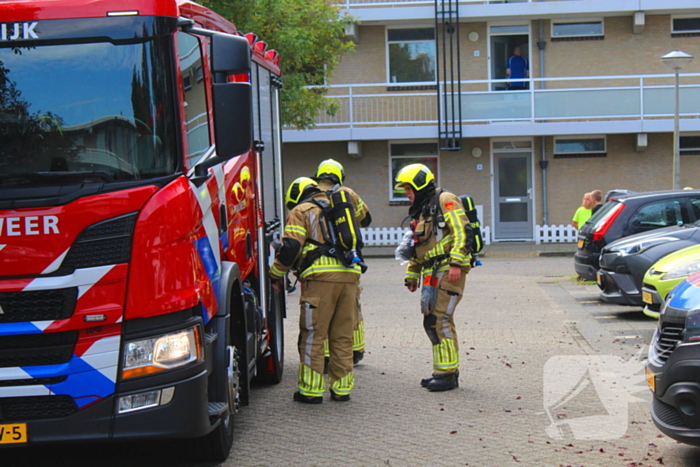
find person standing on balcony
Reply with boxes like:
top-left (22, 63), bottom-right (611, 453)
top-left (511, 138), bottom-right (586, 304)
top-left (572, 192), bottom-right (594, 229)
top-left (314, 159), bottom-right (372, 367)
top-left (395, 164), bottom-right (471, 392)
top-left (506, 46), bottom-right (529, 90)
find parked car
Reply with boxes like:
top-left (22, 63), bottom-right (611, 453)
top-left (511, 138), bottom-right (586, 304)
top-left (641, 244), bottom-right (700, 318)
top-left (575, 190), bottom-right (700, 282)
top-left (597, 222), bottom-right (700, 306)
top-left (647, 271), bottom-right (700, 445)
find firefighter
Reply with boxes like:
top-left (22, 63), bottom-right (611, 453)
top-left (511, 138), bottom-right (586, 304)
top-left (314, 158), bottom-right (371, 365)
top-left (270, 177), bottom-right (360, 403)
top-left (394, 164), bottom-right (471, 391)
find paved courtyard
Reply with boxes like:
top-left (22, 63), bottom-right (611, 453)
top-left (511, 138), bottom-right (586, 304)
top-left (224, 255), bottom-right (694, 467)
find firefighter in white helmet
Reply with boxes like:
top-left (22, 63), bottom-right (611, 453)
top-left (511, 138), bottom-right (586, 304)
top-left (394, 164), bottom-right (471, 391)
top-left (270, 177), bottom-right (360, 403)
top-left (314, 158), bottom-right (371, 366)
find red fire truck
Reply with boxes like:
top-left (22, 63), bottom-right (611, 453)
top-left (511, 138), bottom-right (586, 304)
top-left (0, 0), bottom-right (285, 460)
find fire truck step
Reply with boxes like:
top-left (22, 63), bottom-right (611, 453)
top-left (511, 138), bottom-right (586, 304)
top-left (208, 402), bottom-right (229, 420)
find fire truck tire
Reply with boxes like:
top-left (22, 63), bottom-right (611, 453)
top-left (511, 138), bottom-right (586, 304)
top-left (256, 287), bottom-right (285, 384)
top-left (198, 345), bottom-right (237, 462)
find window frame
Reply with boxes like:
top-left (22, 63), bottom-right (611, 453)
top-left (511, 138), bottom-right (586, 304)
top-left (386, 26), bottom-right (437, 85)
top-left (553, 135), bottom-right (607, 159)
top-left (681, 134), bottom-right (700, 156)
top-left (672, 15), bottom-right (700, 34)
top-left (389, 142), bottom-right (439, 202)
top-left (551, 19), bottom-right (604, 39)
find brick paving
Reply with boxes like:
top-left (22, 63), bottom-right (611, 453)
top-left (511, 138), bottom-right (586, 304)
top-left (225, 254), bottom-right (680, 467)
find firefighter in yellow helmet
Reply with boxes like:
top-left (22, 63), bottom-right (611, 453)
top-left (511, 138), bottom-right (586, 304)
top-left (270, 177), bottom-right (360, 403)
top-left (314, 158), bottom-right (372, 365)
top-left (395, 164), bottom-right (471, 391)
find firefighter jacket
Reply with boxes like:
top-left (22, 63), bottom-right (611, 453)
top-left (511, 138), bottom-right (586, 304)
top-left (318, 180), bottom-right (372, 227)
top-left (270, 192), bottom-right (361, 284)
top-left (404, 189), bottom-right (472, 287)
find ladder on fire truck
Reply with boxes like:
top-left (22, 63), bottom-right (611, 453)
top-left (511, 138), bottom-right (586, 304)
top-left (435, 0), bottom-right (462, 151)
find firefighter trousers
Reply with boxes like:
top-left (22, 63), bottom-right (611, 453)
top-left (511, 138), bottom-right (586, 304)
top-left (325, 283), bottom-right (365, 357)
top-left (422, 270), bottom-right (466, 375)
top-left (298, 279), bottom-right (357, 397)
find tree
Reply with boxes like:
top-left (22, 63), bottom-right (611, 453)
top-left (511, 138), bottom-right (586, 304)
top-left (201, 0), bottom-right (355, 129)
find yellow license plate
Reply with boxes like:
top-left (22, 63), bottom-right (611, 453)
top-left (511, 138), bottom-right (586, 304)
top-left (596, 273), bottom-right (602, 286)
top-left (642, 291), bottom-right (653, 304)
top-left (0, 423), bottom-right (27, 444)
top-left (578, 239), bottom-right (584, 248)
top-left (646, 367), bottom-right (656, 393)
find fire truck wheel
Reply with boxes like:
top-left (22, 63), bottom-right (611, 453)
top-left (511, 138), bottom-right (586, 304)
top-left (256, 287), bottom-right (285, 384)
top-left (199, 345), bottom-right (238, 462)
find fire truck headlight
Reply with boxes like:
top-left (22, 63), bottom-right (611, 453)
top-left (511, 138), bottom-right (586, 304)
top-left (121, 326), bottom-right (202, 379)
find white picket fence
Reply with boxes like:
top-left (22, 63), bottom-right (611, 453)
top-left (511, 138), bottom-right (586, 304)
top-left (361, 224), bottom-right (577, 247)
top-left (534, 224), bottom-right (579, 244)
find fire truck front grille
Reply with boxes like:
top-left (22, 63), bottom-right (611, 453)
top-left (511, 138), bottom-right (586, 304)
top-left (0, 395), bottom-right (78, 421)
top-left (58, 212), bottom-right (138, 272)
top-left (0, 331), bottom-right (77, 368)
top-left (0, 288), bottom-right (77, 323)
top-left (0, 376), bottom-right (67, 387)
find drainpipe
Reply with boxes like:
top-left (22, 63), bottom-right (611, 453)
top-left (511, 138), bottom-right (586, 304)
top-left (537, 18), bottom-right (548, 225)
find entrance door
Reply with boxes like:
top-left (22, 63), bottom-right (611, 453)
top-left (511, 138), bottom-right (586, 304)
top-left (493, 144), bottom-right (533, 240)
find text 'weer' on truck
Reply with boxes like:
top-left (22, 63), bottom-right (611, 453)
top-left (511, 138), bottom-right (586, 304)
top-left (0, 0), bottom-right (286, 461)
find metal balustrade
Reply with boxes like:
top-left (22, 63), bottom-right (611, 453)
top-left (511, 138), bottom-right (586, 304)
top-left (340, 0), bottom-right (561, 7)
top-left (302, 73), bottom-right (700, 129)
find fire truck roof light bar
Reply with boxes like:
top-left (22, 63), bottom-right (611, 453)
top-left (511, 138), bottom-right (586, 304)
top-left (107, 11), bottom-right (139, 17)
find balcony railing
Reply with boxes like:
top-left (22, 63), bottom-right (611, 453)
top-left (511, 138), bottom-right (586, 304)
top-left (340, 0), bottom-right (573, 7)
top-left (306, 73), bottom-right (700, 129)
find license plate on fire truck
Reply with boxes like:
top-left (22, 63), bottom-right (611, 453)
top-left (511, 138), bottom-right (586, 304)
top-left (0, 423), bottom-right (27, 444)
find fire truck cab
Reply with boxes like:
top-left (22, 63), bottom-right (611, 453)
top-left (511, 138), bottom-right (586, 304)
top-left (0, 0), bottom-right (285, 461)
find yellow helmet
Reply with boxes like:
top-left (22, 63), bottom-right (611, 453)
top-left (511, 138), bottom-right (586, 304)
top-left (285, 177), bottom-right (320, 210)
top-left (315, 159), bottom-right (345, 185)
top-left (394, 163), bottom-right (435, 192)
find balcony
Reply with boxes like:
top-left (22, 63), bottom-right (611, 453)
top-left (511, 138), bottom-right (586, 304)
top-left (336, 0), bottom-right (694, 23)
top-left (283, 73), bottom-right (700, 142)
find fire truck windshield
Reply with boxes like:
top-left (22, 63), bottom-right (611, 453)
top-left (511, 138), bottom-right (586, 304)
top-left (0, 37), bottom-right (178, 187)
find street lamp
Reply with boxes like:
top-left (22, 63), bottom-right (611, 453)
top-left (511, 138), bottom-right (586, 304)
top-left (662, 50), bottom-right (694, 190)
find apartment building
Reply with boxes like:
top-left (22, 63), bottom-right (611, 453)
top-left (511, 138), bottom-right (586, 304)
top-left (281, 0), bottom-right (700, 242)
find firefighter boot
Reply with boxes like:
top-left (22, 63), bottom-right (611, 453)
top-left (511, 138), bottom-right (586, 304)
top-left (421, 370), bottom-right (459, 388)
top-left (353, 351), bottom-right (364, 365)
top-left (293, 391), bottom-right (323, 404)
top-left (426, 372), bottom-right (459, 392)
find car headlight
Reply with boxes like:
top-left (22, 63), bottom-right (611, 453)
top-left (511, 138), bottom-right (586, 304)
top-left (612, 237), bottom-right (679, 256)
top-left (661, 260), bottom-right (700, 280)
top-left (121, 326), bottom-right (202, 379)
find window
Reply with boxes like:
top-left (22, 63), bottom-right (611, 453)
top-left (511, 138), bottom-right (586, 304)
top-left (630, 201), bottom-right (685, 230)
top-left (673, 16), bottom-right (700, 34)
top-left (551, 20), bottom-right (603, 41)
top-left (387, 28), bottom-right (436, 84)
top-left (681, 135), bottom-right (700, 155)
top-left (390, 143), bottom-right (438, 201)
top-left (554, 136), bottom-right (606, 159)
top-left (178, 33), bottom-right (211, 167)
